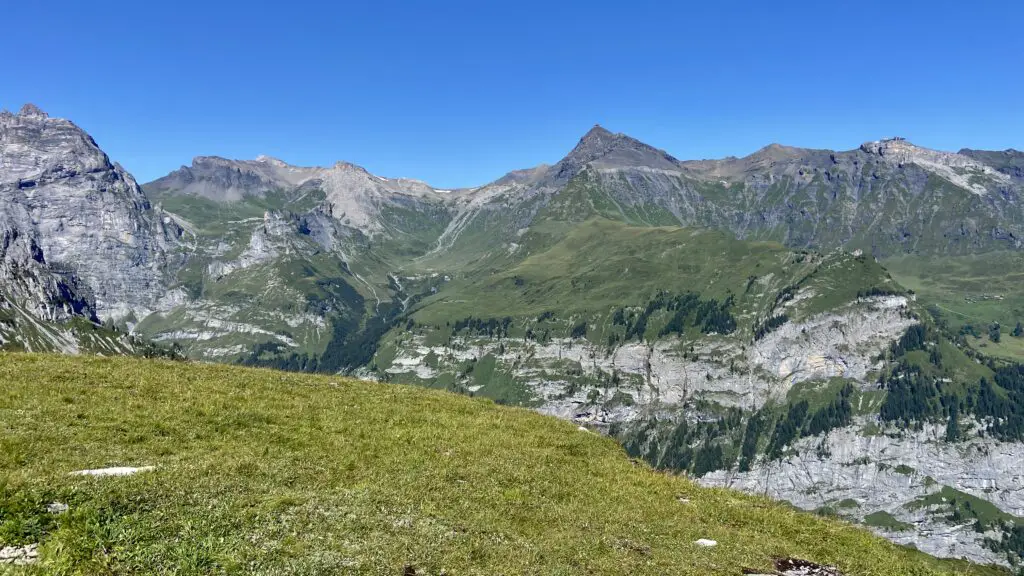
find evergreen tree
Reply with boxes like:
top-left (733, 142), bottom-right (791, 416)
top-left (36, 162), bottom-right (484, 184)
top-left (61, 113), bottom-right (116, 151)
top-left (738, 412), bottom-right (765, 472)
top-left (692, 443), bottom-right (725, 476)
top-left (990, 322), bottom-right (1002, 343)
top-left (570, 321), bottom-right (588, 339)
top-left (945, 404), bottom-right (961, 442)
top-left (767, 401), bottom-right (809, 460)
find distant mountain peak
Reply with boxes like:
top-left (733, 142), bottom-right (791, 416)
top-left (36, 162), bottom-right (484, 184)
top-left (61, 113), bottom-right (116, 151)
top-left (568, 124), bottom-right (624, 158)
top-left (191, 155), bottom-right (233, 166)
top-left (854, 137), bottom-right (1013, 195)
top-left (860, 137), bottom-right (988, 165)
top-left (254, 155), bottom-right (289, 168)
top-left (579, 123), bottom-right (615, 142)
top-left (329, 160), bottom-right (372, 175)
top-left (493, 164), bottom-right (552, 186)
top-left (148, 155), bottom-right (321, 202)
top-left (748, 143), bottom-right (809, 162)
top-left (859, 136), bottom-right (922, 156)
top-left (17, 103), bottom-right (48, 118)
top-left (546, 125), bottom-right (680, 186)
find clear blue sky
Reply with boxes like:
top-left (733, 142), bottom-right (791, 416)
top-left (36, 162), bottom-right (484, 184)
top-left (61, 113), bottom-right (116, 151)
top-left (4, 0), bottom-right (1022, 187)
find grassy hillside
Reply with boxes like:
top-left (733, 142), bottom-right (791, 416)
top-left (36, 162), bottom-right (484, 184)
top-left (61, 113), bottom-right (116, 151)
top-left (884, 253), bottom-right (1024, 361)
top-left (0, 354), bottom-right (1005, 575)
top-left (409, 218), bottom-right (897, 327)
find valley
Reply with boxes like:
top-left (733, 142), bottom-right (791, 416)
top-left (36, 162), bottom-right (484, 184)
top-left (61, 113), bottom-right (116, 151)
top-left (3, 104), bottom-right (1024, 569)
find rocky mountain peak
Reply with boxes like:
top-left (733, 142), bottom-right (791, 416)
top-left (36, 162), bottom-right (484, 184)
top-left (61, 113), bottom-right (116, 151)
top-left (147, 155), bottom-right (321, 202)
top-left (1, 104), bottom-right (112, 183)
top-left (575, 124), bottom-right (616, 149)
top-left (859, 137), bottom-right (1011, 194)
top-left (859, 137), bottom-right (921, 157)
top-left (546, 125), bottom-right (680, 186)
top-left (254, 154), bottom-right (289, 168)
top-left (749, 143), bottom-right (807, 162)
top-left (329, 160), bottom-right (371, 175)
top-left (17, 103), bottom-right (48, 118)
top-left (0, 106), bottom-right (182, 322)
top-left (191, 155), bottom-right (236, 168)
top-left (493, 164), bottom-right (552, 186)
top-left (564, 124), bottom-right (674, 165)
top-left (857, 137), bottom-right (971, 164)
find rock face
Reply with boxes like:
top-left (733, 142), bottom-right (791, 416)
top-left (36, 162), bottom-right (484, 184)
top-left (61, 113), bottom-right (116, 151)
top-left (749, 296), bottom-right (915, 394)
top-left (859, 137), bottom-right (1012, 195)
top-left (544, 125), bottom-right (681, 186)
top-left (701, 420), bottom-right (1024, 566)
top-left (0, 543), bottom-right (38, 566)
top-left (0, 205), bottom-right (94, 322)
top-left (0, 104), bottom-right (183, 322)
top-left (207, 211), bottom-right (295, 279)
top-left (145, 155), bottom-right (321, 202)
top-left (378, 295), bottom-right (913, 425)
top-left (146, 155), bottom-right (447, 236)
top-left (316, 161), bottom-right (443, 234)
top-left (959, 148), bottom-right (1024, 181)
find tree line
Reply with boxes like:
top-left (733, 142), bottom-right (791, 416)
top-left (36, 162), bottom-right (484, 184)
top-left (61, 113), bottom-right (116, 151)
top-left (611, 291), bottom-right (737, 342)
top-left (879, 324), bottom-right (1024, 442)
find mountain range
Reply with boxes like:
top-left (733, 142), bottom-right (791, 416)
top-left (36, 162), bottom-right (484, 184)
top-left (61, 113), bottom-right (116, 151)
top-left (3, 103), bottom-right (1024, 567)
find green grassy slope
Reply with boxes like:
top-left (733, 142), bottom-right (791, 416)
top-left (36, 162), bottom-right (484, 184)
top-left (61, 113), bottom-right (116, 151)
top-left (0, 354), bottom-right (1004, 575)
top-left (884, 253), bottom-right (1024, 361)
top-left (407, 217), bottom-right (898, 336)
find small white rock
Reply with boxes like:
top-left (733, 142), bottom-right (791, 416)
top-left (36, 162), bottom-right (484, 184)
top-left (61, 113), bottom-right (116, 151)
top-left (577, 426), bottom-right (589, 432)
top-left (70, 466), bottom-right (156, 477)
top-left (392, 518), bottom-right (413, 529)
top-left (0, 544), bottom-right (39, 565)
top-left (694, 538), bottom-right (717, 547)
top-left (47, 502), bottom-right (69, 514)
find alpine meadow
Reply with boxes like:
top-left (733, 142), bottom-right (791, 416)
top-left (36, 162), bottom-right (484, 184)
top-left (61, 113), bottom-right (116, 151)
top-left (3, 3), bottom-right (1024, 572)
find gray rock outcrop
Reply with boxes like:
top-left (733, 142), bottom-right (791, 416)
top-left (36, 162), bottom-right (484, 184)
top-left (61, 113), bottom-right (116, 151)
top-left (0, 104), bottom-right (184, 322)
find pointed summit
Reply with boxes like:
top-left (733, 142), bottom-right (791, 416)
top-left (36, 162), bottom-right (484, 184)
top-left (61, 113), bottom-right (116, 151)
top-left (746, 143), bottom-right (810, 163)
top-left (566, 124), bottom-right (619, 162)
top-left (577, 123), bottom-right (615, 144)
top-left (18, 103), bottom-right (48, 118)
top-left (546, 125), bottom-right (680, 186)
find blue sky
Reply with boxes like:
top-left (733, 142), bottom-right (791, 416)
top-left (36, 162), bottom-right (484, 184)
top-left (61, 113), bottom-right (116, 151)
top-left (4, 0), bottom-right (1022, 187)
